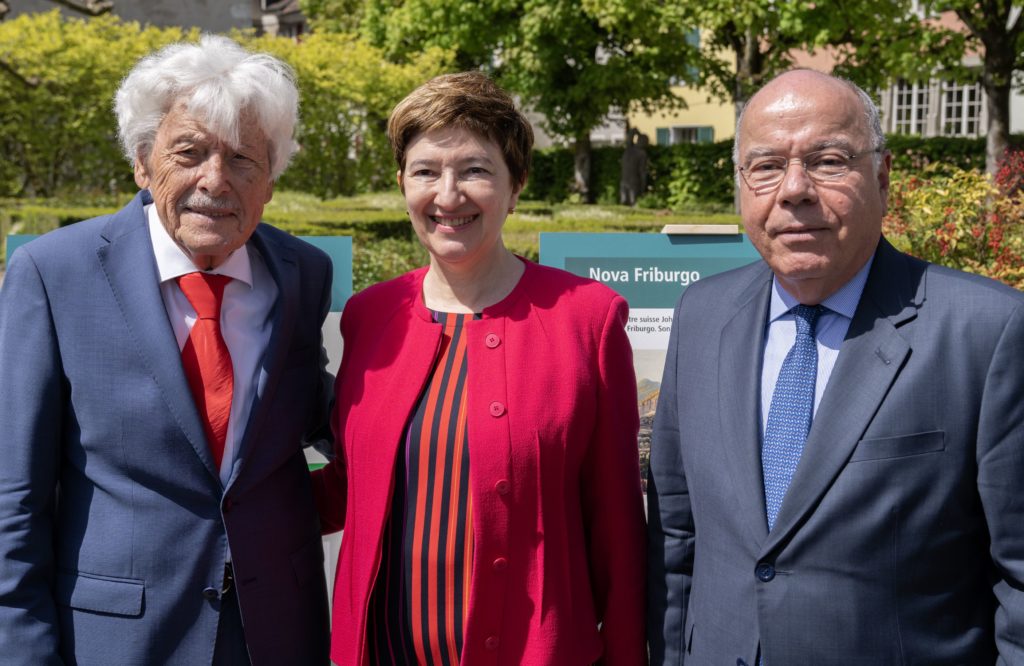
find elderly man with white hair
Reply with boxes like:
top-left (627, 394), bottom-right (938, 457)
top-left (0, 35), bottom-right (332, 664)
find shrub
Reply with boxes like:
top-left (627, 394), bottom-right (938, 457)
top-left (522, 148), bottom-right (574, 202)
top-left (0, 12), bottom-right (188, 197)
top-left (883, 152), bottom-right (1024, 289)
top-left (246, 32), bottom-right (451, 199)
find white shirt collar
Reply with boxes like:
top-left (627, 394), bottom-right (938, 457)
top-left (769, 254), bottom-right (874, 323)
top-left (146, 203), bottom-right (254, 288)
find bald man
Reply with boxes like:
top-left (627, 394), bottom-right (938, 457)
top-left (647, 69), bottom-right (1024, 664)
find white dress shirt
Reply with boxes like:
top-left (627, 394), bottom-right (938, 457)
top-left (759, 257), bottom-right (874, 436)
top-left (146, 204), bottom-right (278, 486)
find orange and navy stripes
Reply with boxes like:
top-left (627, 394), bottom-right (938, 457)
top-left (368, 311), bottom-right (475, 665)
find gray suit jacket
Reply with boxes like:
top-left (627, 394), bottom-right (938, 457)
top-left (647, 238), bottom-right (1024, 665)
top-left (0, 192), bottom-right (333, 665)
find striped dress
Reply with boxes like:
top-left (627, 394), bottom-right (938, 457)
top-left (367, 311), bottom-right (476, 665)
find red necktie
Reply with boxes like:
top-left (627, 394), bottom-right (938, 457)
top-left (177, 272), bottom-right (234, 469)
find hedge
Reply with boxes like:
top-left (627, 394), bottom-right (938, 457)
top-left (524, 134), bottom-right (1024, 210)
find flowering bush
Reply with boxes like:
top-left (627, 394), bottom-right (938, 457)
top-left (883, 151), bottom-right (1024, 290)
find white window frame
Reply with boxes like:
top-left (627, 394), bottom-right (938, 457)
top-left (892, 80), bottom-right (929, 135)
top-left (941, 81), bottom-right (984, 137)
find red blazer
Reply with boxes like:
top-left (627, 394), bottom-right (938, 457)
top-left (313, 258), bottom-right (647, 665)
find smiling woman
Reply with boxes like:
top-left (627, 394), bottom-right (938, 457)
top-left (399, 126), bottom-right (522, 309)
top-left (312, 72), bottom-right (648, 666)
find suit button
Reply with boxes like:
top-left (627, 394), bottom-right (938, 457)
top-left (202, 587), bottom-right (219, 600)
top-left (755, 562), bottom-right (775, 582)
top-left (494, 479), bottom-right (511, 495)
top-left (222, 498), bottom-right (233, 513)
top-left (485, 333), bottom-right (501, 348)
top-left (492, 557), bottom-right (508, 572)
top-left (489, 401), bottom-right (506, 417)
top-left (484, 636), bottom-right (499, 651)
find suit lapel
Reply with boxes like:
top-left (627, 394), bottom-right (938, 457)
top-left (718, 263), bottom-right (774, 544)
top-left (227, 226), bottom-right (298, 488)
top-left (765, 240), bottom-right (921, 551)
top-left (96, 192), bottom-right (220, 481)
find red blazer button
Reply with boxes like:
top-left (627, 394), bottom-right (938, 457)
top-left (494, 479), bottom-right (511, 495)
top-left (485, 333), bottom-right (501, 348)
top-left (492, 557), bottom-right (508, 572)
top-left (484, 636), bottom-right (500, 651)
top-left (489, 401), bottom-right (506, 417)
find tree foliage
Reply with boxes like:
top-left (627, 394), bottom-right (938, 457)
top-left (686, 0), bottom-right (967, 113)
top-left (0, 10), bottom-right (186, 196)
top-left (346, 0), bottom-right (700, 200)
top-left (298, 0), bottom-right (364, 34)
top-left (0, 10), bottom-right (447, 198)
top-left (244, 31), bottom-right (450, 198)
top-left (923, 0), bottom-right (1023, 173)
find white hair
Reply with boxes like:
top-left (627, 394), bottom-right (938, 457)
top-left (114, 35), bottom-right (299, 180)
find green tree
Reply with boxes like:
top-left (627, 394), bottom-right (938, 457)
top-left (922, 1), bottom-right (1023, 174)
top-left (0, 10), bottom-right (186, 196)
top-left (245, 31), bottom-right (450, 197)
top-left (349, 0), bottom-right (700, 202)
top-left (686, 1), bottom-right (966, 122)
top-left (298, 0), bottom-right (363, 34)
top-left (691, 0), bottom-right (1020, 176)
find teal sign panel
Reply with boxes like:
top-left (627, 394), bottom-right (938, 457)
top-left (540, 232), bottom-right (760, 308)
top-left (300, 236), bottom-right (352, 312)
top-left (6, 233), bottom-right (352, 312)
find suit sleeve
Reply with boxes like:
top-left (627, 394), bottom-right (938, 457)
top-left (581, 295), bottom-right (648, 665)
top-left (0, 248), bottom-right (65, 664)
top-left (647, 289), bottom-right (695, 665)
top-left (310, 291), bottom-right (357, 535)
top-left (978, 301), bottom-right (1024, 663)
top-left (302, 255), bottom-right (335, 456)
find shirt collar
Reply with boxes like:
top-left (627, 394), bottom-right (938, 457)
top-left (769, 255), bottom-right (874, 323)
top-left (146, 203), bottom-right (254, 288)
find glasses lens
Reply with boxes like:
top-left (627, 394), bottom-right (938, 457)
top-left (745, 157), bottom-right (787, 189)
top-left (805, 151), bottom-right (852, 180)
top-left (742, 150), bottom-right (858, 190)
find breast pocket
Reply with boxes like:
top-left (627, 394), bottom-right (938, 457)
top-left (849, 430), bottom-right (945, 463)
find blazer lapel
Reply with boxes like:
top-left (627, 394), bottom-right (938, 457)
top-left (227, 226), bottom-right (299, 488)
top-left (718, 263), bottom-right (774, 544)
top-left (96, 192), bottom-right (220, 480)
top-left (765, 240), bottom-right (922, 551)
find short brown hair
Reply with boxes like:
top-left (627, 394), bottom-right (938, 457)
top-left (387, 71), bottom-right (534, 187)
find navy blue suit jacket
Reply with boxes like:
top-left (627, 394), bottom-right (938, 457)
top-left (0, 192), bottom-right (332, 664)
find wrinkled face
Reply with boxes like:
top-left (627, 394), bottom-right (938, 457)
top-left (134, 101), bottom-right (274, 270)
top-left (737, 71), bottom-right (891, 302)
top-left (399, 126), bottom-right (522, 272)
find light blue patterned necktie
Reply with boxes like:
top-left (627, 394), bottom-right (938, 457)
top-left (762, 304), bottom-right (824, 531)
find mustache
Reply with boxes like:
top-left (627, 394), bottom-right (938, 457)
top-left (178, 194), bottom-right (236, 211)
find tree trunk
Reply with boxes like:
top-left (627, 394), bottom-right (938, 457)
top-left (573, 133), bottom-right (593, 204)
top-left (983, 74), bottom-right (1011, 176)
top-left (957, 4), bottom-right (1019, 175)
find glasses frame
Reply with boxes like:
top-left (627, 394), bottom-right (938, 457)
top-left (737, 148), bottom-right (882, 193)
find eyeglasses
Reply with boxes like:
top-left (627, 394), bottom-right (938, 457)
top-left (737, 148), bottom-right (881, 192)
